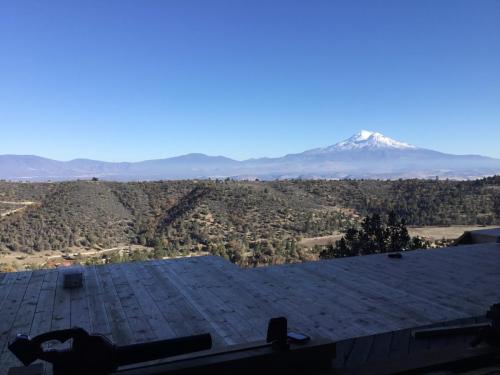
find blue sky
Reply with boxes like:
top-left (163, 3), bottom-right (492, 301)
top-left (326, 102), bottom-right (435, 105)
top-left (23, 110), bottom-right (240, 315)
top-left (1, 0), bottom-right (499, 161)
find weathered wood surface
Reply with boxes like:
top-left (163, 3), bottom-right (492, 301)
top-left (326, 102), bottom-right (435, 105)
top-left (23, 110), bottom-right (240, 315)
top-left (0, 243), bottom-right (499, 374)
top-left (332, 315), bottom-right (491, 372)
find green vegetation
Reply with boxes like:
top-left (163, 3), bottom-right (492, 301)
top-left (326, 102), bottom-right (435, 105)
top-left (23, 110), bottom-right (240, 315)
top-left (319, 212), bottom-right (431, 259)
top-left (0, 176), bottom-right (499, 268)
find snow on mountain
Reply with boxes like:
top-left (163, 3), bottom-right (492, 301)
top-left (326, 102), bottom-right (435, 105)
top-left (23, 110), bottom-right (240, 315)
top-left (1, 131), bottom-right (499, 180)
top-left (306, 130), bottom-right (417, 154)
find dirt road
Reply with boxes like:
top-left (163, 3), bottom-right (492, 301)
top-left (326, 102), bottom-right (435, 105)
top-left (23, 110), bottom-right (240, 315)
top-left (0, 200), bottom-right (35, 217)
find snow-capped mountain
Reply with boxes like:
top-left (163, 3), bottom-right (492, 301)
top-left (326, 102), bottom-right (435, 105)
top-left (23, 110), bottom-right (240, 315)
top-left (305, 130), bottom-right (417, 154)
top-left (1, 131), bottom-right (500, 181)
top-left (333, 130), bottom-right (417, 150)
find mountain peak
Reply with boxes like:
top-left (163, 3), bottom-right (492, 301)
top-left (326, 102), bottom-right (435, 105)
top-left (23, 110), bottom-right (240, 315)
top-left (334, 130), bottom-right (418, 151)
top-left (303, 130), bottom-right (417, 155)
top-left (352, 129), bottom-right (378, 140)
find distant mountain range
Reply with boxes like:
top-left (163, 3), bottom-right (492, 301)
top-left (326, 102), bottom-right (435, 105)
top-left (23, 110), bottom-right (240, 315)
top-left (2, 131), bottom-right (500, 181)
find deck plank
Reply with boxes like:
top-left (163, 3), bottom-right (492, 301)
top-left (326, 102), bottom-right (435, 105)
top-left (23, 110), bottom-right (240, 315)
top-left (107, 264), bottom-right (156, 343)
top-left (9, 270), bottom-right (45, 336)
top-left (30, 270), bottom-right (59, 337)
top-left (50, 270), bottom-right (71, 332)
top-left (257, 265), bottom-right (388, 338)
top-left (349, 248), bottom-right (498, 312)
top-left (121, 262), bottom-right (177, 340)
top-left (156, 259), bottom-right (248, 345)
top-left (347, 255), bottom-right (470, 295)
top-left (70, 272), bottom-right (92, 333)
top-left (222, 264), bottom-right (335, 339)
top-left (200, 256), bottom-right (293, 337)
top-left (94, 264), bottom-right (134, 345)
top-left (0, 273), bottom-right (16, 311)
top-left (171, 257), bottom-right (265, 342)
top-left (137, 261), bottom-right (217, 343)
top-left (298, 262), bottom-right (430, 329)
top-left (0, 271), bottom-right (32, 356)
top-left (0, 270), bottom-right (42, 372)
top-left (316, 258), bottom-right (475, 322)
top-left (84, 266), bottom-right (112, 337)
top-left (203, 256), bottom-right (324, 339)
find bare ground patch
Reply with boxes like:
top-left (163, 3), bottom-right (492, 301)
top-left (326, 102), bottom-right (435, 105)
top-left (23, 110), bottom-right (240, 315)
top-left (299, 225), bottom-right (500, 248)
top-left (0, 200), bottom-right (36, 217)
top-left (300, 232), bottom-right (343, 247)
top-left (409, 225), bottom-right (499, 241)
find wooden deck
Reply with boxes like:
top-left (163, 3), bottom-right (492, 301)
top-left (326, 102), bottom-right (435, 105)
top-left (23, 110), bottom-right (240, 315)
top-left (0, 243), bottom-right (499, 373)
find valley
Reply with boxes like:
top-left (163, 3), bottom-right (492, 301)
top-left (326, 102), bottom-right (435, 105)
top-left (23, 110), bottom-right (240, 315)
top-left (0, 176), bottom-right (499, 271)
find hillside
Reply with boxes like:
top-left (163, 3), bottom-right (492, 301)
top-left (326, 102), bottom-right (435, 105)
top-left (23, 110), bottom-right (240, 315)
top-left (0, 177), bottom-right (499, 270)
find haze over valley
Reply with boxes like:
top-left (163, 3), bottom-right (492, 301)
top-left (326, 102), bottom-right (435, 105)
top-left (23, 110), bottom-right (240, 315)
top-left (2, 131), bottom-right (500, 181)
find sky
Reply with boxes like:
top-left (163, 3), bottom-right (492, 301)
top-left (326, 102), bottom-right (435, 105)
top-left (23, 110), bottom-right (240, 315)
top-left (1, 0), bottom-right (499, 162)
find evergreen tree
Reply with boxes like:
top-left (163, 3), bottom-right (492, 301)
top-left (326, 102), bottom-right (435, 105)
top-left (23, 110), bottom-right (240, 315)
top-left (320, 212), bottom-right (428, 260)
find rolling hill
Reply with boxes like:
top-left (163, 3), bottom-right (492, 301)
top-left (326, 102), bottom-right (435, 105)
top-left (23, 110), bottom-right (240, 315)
top-left (0, 177), bottom-right (499, 270)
